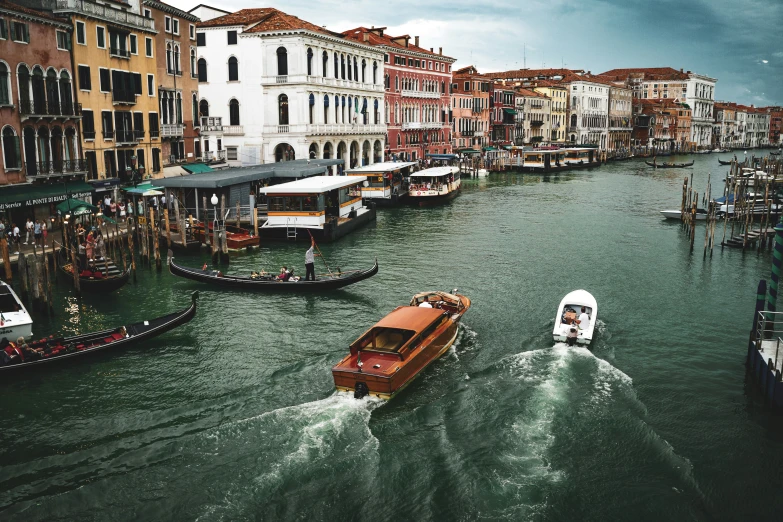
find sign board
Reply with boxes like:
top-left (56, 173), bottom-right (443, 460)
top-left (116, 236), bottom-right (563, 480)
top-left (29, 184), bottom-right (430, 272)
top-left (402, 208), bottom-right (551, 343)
top-left (137, 217), bottom-right (147, 225)
top-left (0, 191), bottom-right (93, 211)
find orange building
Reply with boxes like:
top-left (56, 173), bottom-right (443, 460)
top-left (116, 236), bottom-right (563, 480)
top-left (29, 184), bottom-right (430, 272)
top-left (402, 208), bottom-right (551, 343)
top-left (451, 65), bottom-right (490, 152)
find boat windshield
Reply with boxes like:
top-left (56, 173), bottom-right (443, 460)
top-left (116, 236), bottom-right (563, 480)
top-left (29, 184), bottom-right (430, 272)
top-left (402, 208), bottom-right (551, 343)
top-left (354, 327), bottom-right (416, 354)
top-left (0, 293), bottom-right (22, 313)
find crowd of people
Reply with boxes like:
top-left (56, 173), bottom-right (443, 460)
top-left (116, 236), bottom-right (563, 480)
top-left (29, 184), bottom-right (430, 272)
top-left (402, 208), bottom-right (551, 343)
top-left (0, 218), bottom-right (49, 254)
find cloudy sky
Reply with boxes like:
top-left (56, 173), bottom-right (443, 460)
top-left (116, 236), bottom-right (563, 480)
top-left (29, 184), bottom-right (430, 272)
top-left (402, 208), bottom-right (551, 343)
top-left (167, 0), bottom-right (782, 106)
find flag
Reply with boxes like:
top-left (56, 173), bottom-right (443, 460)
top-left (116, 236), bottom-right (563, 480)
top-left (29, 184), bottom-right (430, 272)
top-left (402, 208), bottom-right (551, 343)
top-left (0, 313), bottom-right (5, 326)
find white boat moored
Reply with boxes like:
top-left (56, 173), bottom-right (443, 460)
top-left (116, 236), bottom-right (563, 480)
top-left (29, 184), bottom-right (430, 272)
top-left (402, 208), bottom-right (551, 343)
top-left (660, 209), bottom-right (707, 220)
top-left (0, 281), bottom-right (33, 341)
top-left (553, 289), bottom-right (597, 346)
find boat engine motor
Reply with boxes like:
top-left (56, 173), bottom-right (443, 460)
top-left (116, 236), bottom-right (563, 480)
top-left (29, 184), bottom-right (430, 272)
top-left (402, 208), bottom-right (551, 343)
top-left (354, 382), bottom-right (370, 399)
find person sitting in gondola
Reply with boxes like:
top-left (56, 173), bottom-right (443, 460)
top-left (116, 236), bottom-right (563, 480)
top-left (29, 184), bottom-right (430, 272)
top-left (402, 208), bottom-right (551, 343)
top-left (17, 336), bottom-right (42, 360)
top-left (277, 267), bottom-right (291, 282)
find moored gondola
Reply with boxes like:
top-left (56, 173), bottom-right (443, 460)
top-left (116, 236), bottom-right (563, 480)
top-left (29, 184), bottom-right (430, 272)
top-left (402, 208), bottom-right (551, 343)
top-left (645, 160), bottom-right (694, 169)
top-left (59, 252), bottom-right (132, 292)
top-left (718, 159), bottom-right (733, 166)
top-left (169, 257), bottom-right (378, 291)
top-left (0, 292), bottom-right (198, 372)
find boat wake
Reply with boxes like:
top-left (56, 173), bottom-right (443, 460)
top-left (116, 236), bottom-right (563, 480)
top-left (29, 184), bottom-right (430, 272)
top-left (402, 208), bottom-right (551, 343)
top-left (448, 323), bottom-right (478, 360)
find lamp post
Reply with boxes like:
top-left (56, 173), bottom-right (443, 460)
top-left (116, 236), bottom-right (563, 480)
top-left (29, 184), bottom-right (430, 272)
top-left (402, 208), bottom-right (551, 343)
top-left (211, 193), bottom-right (219, 262)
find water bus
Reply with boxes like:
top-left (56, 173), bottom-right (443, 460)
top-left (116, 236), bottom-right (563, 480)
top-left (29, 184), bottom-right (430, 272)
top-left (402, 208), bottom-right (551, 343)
top-left (258, 176), bottom-right (375, 242)
top-left (344, 161), bottom-right (417, 206)
top-left (332, 291), bottom-right (471, 400)
top-left (408, 167), bottom-right (461, 206)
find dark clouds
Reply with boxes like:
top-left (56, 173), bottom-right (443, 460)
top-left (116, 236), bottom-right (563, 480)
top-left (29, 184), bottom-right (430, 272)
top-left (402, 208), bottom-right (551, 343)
top-left (172, 0), bottom-right (782, 105)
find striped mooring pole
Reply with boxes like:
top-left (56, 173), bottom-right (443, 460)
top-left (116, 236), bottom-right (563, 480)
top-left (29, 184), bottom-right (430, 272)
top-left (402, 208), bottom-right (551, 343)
top-left (768, 222), bottom-right (783, 316)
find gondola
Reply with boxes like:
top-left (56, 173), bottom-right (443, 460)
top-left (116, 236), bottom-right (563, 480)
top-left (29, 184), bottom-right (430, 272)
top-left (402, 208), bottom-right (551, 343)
top-left (169, 257), bottom-right (378, 291)
top-left (0, 292), bottom-right (198, 372)
top-left (645, 160), bottom-right (694, 169)
top-left (59, 251), bottom-right (132, 292)
top-left (718, 159), bottom-right (733, 166)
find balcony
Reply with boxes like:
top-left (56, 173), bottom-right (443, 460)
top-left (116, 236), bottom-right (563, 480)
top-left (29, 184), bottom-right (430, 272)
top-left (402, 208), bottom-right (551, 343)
top-left (150, 129), bottom-right (160, 138)
top-left (161, 123), bottom-right (184, 137)
top-left (54, 0), bottom-right (156, 32)
top-left (263, 123), bottom-right (386, 135)
top-left (460, 130), bottom-right (475, 137)
top-left (200, 117), bottom-right (223, 132)
top-left (110, 46), bottom-right (131, 59)
top-left (167, 67), bottom-right (183, 76)
top-left (112, 90), bottom-right (136, 105)
top-left (201, 150), bottom-right (227, 162)
top-left (26, 158), bottom-right (88, 177)
top-left (115, 130), bottom-right (138, 144)
top-left (224, 125), bottom-right (244, 135)
top-left (19, 100), bottom-right (82, 120)
top-left (102, 130), bottom-right (114, 140)
top-left (401, 89), bottom-right (441, 99)
top-left (260, 75), bottom-right (384, 92)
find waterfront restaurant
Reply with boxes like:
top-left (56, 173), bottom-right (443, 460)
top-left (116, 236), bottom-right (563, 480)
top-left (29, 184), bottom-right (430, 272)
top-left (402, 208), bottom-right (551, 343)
top-left (344, 162), bottom-right (417, 205)
top-left (258, 176), bottom-right (375, 242)
top-left (0, 181), bottom-right (95, 227)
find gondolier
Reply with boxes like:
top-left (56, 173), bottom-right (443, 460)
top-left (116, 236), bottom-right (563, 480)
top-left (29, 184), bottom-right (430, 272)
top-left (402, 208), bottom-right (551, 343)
top-left (305, 238), bottom-right (319, 281)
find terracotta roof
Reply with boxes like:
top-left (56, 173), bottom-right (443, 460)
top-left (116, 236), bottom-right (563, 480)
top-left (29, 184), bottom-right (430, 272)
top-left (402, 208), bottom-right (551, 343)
top-left (528, 79), bottom-right (567, 89)
top-left (714, 101), bottom-right (768, 113)
top-left (0, 0), bottom-right (66, 23)
top-left (244, 9), bottom-right (341, 37)
top-left (514, 87), bottom-right (548, 98)
top-left (484, 68), bottom-right (584, 82)
top-left (342, 27), bottom-right (456, 60)
top-left (196, 7), bottom-right (276, 28)
top-left (599, 67), bottom-right (690, 81)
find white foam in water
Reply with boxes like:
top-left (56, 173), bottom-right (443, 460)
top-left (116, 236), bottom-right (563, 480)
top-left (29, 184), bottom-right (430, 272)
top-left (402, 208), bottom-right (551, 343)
top-left (448, 323), bottom-right (478, 360)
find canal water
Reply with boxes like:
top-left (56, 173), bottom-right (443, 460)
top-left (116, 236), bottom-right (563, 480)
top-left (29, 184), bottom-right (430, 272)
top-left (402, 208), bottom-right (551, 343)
top-left (2, 153), bottom-right (782, 521)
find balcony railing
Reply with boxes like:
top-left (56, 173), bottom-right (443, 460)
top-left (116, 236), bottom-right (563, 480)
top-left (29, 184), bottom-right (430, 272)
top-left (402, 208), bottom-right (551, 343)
top-left (26, 158), bottom-right (88, 176)
top-left (83, 130), bottom-right (96, 140)
top-left (102, 130), bottom-right (114, 139)
top-left (161, 123), bottom-right (184, 137)
top-left (110, 46), bottom-right (130, 59)
top-left (402, 122), bottom-right (443, 130)
top-left (54, 0), bottom-right (156, 32)
top-left (260, 75), bottom-right (384, 92)
top-left (150, 129), bottom-right (160, 138)
top-left (115, 130), bottom-right (138, 143)
top-left (401, 89), bottom-right (441, 99)
top-left (18, 100), bottom-right (82, 118)
top-left (167, 67), bottom-right (183, 76)
top-left (201, 150), bottom-right (227, 162)
top-left (224, 125), bottom-right (244, 135)
top-left (112, 90), bottom-right (136, 105)
top-left (263, 123), bottom-right (387, 135)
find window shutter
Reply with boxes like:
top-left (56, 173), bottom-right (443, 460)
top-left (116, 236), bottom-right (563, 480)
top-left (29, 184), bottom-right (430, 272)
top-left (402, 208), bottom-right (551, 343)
top-left (133, 73), bottom-right (142, 95)
top-left (13, 135), bottom-right (21, 169)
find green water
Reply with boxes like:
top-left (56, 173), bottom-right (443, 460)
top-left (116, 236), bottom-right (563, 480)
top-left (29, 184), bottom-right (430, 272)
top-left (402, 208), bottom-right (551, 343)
top-left (2, 154), bottom-right (782, 521)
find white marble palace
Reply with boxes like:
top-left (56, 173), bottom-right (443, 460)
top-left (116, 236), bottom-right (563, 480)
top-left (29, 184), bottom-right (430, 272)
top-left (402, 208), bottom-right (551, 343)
top-left (195, 8), bottom-right (386, 167)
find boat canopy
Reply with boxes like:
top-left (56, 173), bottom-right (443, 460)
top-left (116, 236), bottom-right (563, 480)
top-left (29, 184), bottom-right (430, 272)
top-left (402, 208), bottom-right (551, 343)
top-left (410, 291), bottom-right (465, 309)
top-left (259, 175), bottom-right (366, 195)
top-left (425, 154), bottom-right (458, 160)
top-left (345, 162), bottom-right (417, 174)
top-left (374, 306), bottom-right (445, 333)
top-left (409, 167), bottom-right (457, 178)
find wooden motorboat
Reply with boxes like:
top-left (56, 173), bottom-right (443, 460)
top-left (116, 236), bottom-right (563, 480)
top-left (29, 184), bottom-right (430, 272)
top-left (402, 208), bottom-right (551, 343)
top-left (192, 222), bottom-right (259, 250)
top-left (646, 160), bottom-right (695, 169)
top-left (718, 159), bottom-right (733, 166)
top-left (0, 292), bottom-right (198, 372)
top-left (332, 290), bottom-right (471, 400)
top-left (169, 257), bottom-right (378, 291)
top-left (660, 209), bottom-right (707, 221)
top-left (160, 222), bottom-right (202, 252)
top-left (553, 290), bottom-right (597, 346)
top-left (60, 253), bottom-right (131, 292)
top-left (0, 281), bottom-right (33, 341)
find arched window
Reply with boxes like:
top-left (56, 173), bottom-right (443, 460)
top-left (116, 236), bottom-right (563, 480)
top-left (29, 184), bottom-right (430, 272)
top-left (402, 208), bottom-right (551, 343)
top-left (353, 57), bottom-right (358, 80)
top-left (0, 63), bottom-right (9, 105)
top-left (192, 93), bottom-right (198, 126)
top-left (308, 93), bottom-right (314, 124)
top-left (307, 48), bottom-right (313, 76)
top-left (361, 59), bottom-right (366, 83)
top-left (46, 68), bottom-right (59, 113)
top-left (166, 43), bottom-right (173, 73)
top-left (276, 47), bottom-right (288, 76)
top-left (333, 52), bottom-right (338, 78)
top-left (174, 44), bottom-right (181, 74)
top-left (190, 48), bottom-right (196, 76)
top-left (31, 66), bottom-right (45, 113)
top-left (278, 93), bottom-right (289, 125)
top-left (228, 56), bottom-right (238, 81)
top-left (397, 134), bottom-right (401, 147)
top-left (58, 70), bottom-right (73, 113)
top-left (441, 81), bottom-right (445, 94)
top-left (340, 54), bottom-right (345, 79)
top-left (199, 99), bottom-right (209, 117)
top-left (347, 54), bottom-right (352, 81)
top-left (373, 61), bottom-right (378, 84)
top-left (395, 75), bottom-right (398, 91)
top-left (197, 58), bottom-right (207, 82)
top-left (1, 126), bottom-right (21, 170)
top-left (229, 99), bottom-right (240, 126)
top-left (322, 51), bottom-right (328, 78)
top-left (323, 94), bottom-right (329, 123)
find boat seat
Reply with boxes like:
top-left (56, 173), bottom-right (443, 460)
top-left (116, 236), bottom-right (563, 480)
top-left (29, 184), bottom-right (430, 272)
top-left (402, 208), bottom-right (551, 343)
top-left (374, 331), bottom-right (406, 352)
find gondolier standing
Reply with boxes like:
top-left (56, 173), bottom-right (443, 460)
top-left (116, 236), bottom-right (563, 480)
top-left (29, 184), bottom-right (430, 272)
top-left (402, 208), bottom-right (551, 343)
top-left (305, 238), bottom-right (319, 281)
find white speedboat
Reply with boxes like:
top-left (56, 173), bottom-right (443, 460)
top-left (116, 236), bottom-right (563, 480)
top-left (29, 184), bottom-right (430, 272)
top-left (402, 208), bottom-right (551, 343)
top-left (553, 290), bottom-right (597, 346)
top-left (0, 281), bottom-right (33, 340)
top-left (661, 209), bottom-right (707, 220)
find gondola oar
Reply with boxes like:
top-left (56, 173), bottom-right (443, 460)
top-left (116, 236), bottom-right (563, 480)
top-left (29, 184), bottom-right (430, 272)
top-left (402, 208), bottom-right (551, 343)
top-left (307, 230), bottom-right (333, 277)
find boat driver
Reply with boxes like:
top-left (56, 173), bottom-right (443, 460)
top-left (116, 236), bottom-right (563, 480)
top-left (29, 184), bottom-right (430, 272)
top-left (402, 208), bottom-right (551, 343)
top-left (576, 307), bottom-right (590, 332)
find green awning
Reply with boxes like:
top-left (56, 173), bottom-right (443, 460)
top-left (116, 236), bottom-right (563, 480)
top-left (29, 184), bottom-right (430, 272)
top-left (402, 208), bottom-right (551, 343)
top-left (122, 182), bottom-right (156, 194)
top-left (503, 108), bottom-right (517, 115)
top-left (0, 181), bottom-right (94, 211)
top-left (483, 147), bottom-right (498, 151)
top-left (182, 163), bottom-right (214, 174)
top-left (456, 148), bottom-right (481, 155)
top-left (56, 198), bottom-right (97, 216)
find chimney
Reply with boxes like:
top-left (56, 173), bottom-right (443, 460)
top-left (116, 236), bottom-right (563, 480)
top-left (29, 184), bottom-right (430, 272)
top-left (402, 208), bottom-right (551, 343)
top-left (414, 36), bottom-right (419, 47)
top-left (430, 47), bottom-right (433, 52)
top-left (439, 47), bottom-right (442, 55)
top-left (680, 68), bottom-right (683, 73)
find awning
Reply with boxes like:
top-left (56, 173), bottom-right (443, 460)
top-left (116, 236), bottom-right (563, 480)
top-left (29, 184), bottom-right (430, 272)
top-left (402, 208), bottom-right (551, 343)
top-left (163, 165), bottom-right (189, 177)
top-left (56, 198), bottom-right (97, 216)
top-left (87, 177), bottom-right (121, 191)
top-left (455, 148), bottom-right (481, 155)
top-left (0, 181), bottom-right (95, 211)
top-left (122, 182), bottom-right (157, 194)
top-left (425, 154), bottom-right (457, 160)
top-left (182, 163), bottom-right (214, 174)
top-left (483, 147), bottom-right (497, 151)
top-left (503, 108), bottom-right (517, 115)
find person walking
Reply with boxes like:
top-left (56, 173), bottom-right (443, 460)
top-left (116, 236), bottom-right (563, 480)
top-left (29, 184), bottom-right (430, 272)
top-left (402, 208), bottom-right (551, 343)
top-left (11, 223), bottom-right (20, 254)
top-left (24, 218), bottom-right (33, 245)
top-left (33, 220), bottom-right (42, 247)
top-left (304, 237), bottom-right (318, 281)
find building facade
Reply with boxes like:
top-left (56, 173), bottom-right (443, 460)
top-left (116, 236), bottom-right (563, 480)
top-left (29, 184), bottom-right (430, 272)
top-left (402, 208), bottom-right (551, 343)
top-left (606, 83), bottom-right (632, 152)
top-left (766, 107), bottom-right (782, 146)
top-left (714, 103), bottom-right (738, 149)
top-left (566, 79), bottom-right (609, 149)
top-left (513, 87), bottom-right (551, 145)
top-left (196, 10), bottom-right (386, 167)
top-left (451, 66), bottom-right (490, 151)
top-left (143, 0), bottom-right (200, 166)
top-left (344, 27), bottom-right (454, 162)
top-left (490, 84), bottom-right (515, 147)
top-left (531, 80), bottom-right (567, 143)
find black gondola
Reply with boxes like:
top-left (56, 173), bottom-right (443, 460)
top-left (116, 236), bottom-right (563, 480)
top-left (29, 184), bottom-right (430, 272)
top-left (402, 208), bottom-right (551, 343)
top-left (645, 160), bottom-right (695, 169)
top-left (0, 292), bottom-right (198, 372)
top-left (718, 159), bottom-right (733, 166)
top-left (169, 257), bottom-right (378, 291)
top-left (59, 251), bottom-right (131, 292)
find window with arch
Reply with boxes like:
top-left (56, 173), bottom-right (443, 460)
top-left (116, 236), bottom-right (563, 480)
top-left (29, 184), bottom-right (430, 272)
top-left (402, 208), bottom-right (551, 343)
top-left (307, 48), bottom-right (313, 76)
top-left (228, 56), bottom-right (238, 81)
top-left (373, 61), bottom-right (377, 84)
top-left (353, 57), bottom-right (358, 79)
top-left (323, 94), bottom-right (329, 123)
top-left (197, 58), bottom-right (207, 82)
top-left (229, 99), bottom-right (240, 126)
top-left (0, 62), bottom-right (9, 105)
top-left (190, 48), bottom-right (197, 77)
top-left (308, 93), bottom-right (314, 124)
top-left (174, 44), bottom-right (181, 74)
top-left (361, 59), bottom-right (366, 83)
top-left (2, 126), bottom-right (21, 170)
top-left (397, 134), bottom-right (401, 147)
top-left (340, 54), bottom-right (345, 79)
top-left (395, 75), bottom-right (399, 91)
top-left (59, 71), bottom-right (73, 113)
top-left (166, 43), bottom-right (173, 73)
top-left (45, 68), bottom-right (59, 113)
top-left (278, 94), bottom-right (289, 125)
top-left (199, 99), bottom-right (209, 117)
top-left (276, 47), bottom-right (288, 76)
top-left (192, 93), bottom-right (198, 125)
top-left (333, 52), bottom-right (338, 78)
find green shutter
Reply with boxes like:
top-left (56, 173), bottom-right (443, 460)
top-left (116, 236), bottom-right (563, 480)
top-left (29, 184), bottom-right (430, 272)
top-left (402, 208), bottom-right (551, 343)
top-left (13, 135), bottom-right (21, 169)
top-left (0, 18), bottom-right (6, 40)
